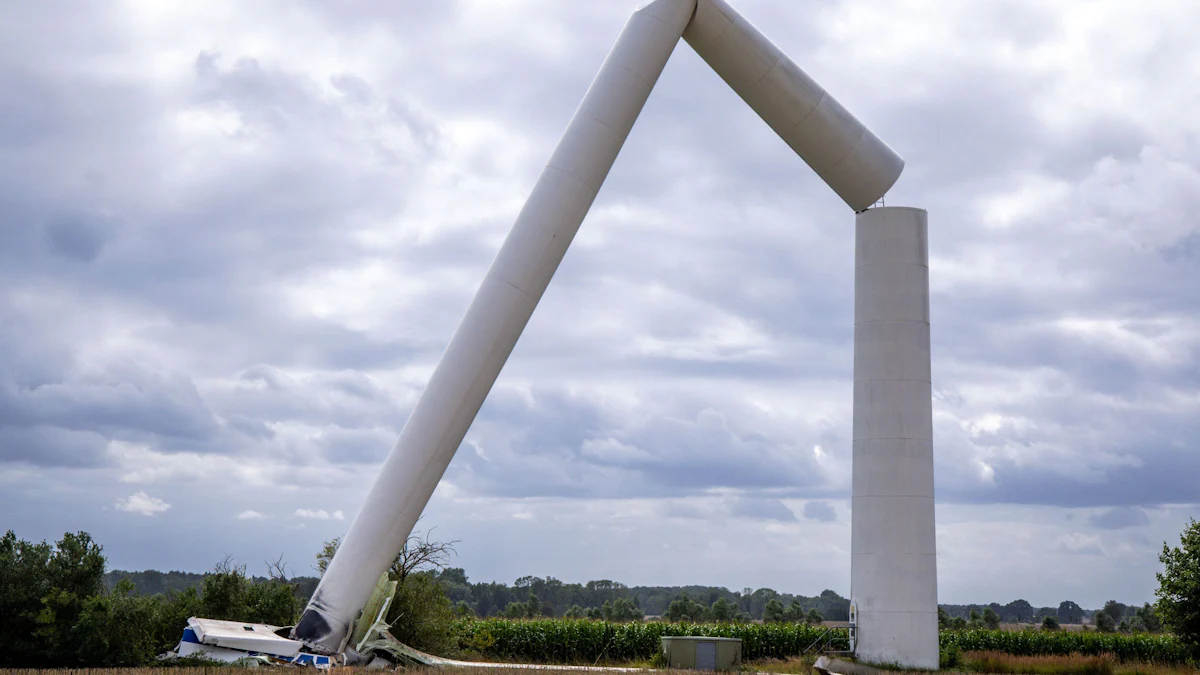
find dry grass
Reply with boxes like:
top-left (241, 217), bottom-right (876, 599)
top-left (962, 651), bottom-right (1118, 675)
top-left (742, 656), bottom-right (818, 673)
top-left (959, 651), bottom-right (1198, 675)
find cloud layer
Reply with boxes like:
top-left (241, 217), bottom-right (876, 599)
top-left (1, 0), bottom-right (1197, 607)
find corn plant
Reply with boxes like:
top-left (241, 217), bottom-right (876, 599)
top-left (453, 619), bottom-right (846, 663)
top-left (939, 629), bottom-right (1190, 664)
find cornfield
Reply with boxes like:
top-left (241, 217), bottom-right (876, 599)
top-left (456, 620), bottom-right (1193, 666)
top-left (939, 630), bottom-right (1191, 664)
top-left (454, 619), bottom-right (845, 663)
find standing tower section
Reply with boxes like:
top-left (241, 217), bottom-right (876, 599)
top-left (850, 207), bottom-right (938, 669)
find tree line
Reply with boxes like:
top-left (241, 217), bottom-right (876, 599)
top-left (937, 599), bottom-right (1161, 629)
top-left (430, 570), bottom-right (854, 622)
top-left (6, 517), bottom-right (1199, 667)
top-left (106, 564), bottom-right (1138, 627)
top-left (104, 564), bottom-right (855, 623)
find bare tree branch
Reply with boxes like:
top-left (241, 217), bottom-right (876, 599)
top-left (389, 526), bottom-right (459, 583)
top-left (213, 555), bottom-right (244, 576)
top-left (265, 553), bottom-right (291, 581)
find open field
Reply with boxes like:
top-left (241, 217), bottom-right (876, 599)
top-left (3, 654), bottom-right (1199, 675)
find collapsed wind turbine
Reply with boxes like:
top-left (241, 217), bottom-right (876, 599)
top-left (180, 0), bottom-right (938, 669)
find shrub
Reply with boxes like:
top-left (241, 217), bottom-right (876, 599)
top-left (387, 571), bottom-right (458, 655)
top-left (940, 643), bottom-right (961, 669)
top-left (70, 580), bottom-right (159, 666)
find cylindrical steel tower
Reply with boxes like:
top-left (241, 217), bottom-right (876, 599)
top-left (851, 206), bottom-right (938, 669)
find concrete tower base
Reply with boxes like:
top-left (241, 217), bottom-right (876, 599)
top-left (850, 207), bottom-right (938, 670)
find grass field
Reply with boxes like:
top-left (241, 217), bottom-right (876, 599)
top-left (3, 653), bottom-right (1197, 675)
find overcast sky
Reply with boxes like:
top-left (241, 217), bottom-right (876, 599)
top-left (2, 0), bottom-right (1198, 610)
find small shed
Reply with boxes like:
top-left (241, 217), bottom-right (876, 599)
top-left (660, 636), bottom-right (742, 671)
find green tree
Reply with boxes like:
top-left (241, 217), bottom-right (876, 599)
top-left (982, 607), bottom-right (1001, 630)
top-left (938, 607), bottom-right (950, 630)
top-left (198, 558), bottom-right (249, 621)
top-left (244, 570), bottom-right (299, 626)
top-left (1004, 599), bottom-right (1034, 624)
top-left (1156, 518), bottom-right (1200, 652)
top-left (502, 601), bottom-right (527, 619)
top-left (0, 530), bottom-right (55, 665)
top-left (806, 608), bottom-right (824, 625)
top-left (968, 608), bottom-right (982, 629)
top-left (1135, 602), bottom-right (1162, 633)
top-left (315, 538), bottom-right (340, 575)
top-left (763, 598), bottom-right (787, 623)
top-left (1058, 600), bottom-right (1084, 624)
top-left (604, 597), bottom-right (643, 622)
top-left (1041, 615), bottom-right (1060, 631)
top-left (784, 601), bottom-right (805, 623)
top-left (192, 558), bottom-right (298, 627)
top-left (710, 597), bottom-right (737, 622)
top-left (1094, 610), bottom-right (1116, 633)
top-left (0, 530), bottom-right (106, 667)
top-left (70, 580), bottom-right (158, 666)
top-left (564, 604), bottom-right (584, 619)
top-left (148, 587), bottom-right (202, 655)
top-left (385, 572), bottom-right (457, 654)
top-left (37, 532), bottom-right (107, 664)
top-left (1103, 600), bottom-right (1128, 624)
top-left (664, 593), bottom-right (708, 622)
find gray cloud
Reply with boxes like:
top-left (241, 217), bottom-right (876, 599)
top-left (803, 501), bottom-right (837, 523)
top-left (1089, 507), bottom-right (1151, 530)
top-left (44, 213), bottom-right (112, 263)
top-left (0, 0), bottom-right (1197, 605)
top-left (730, 497), bottom-right (797, 522)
